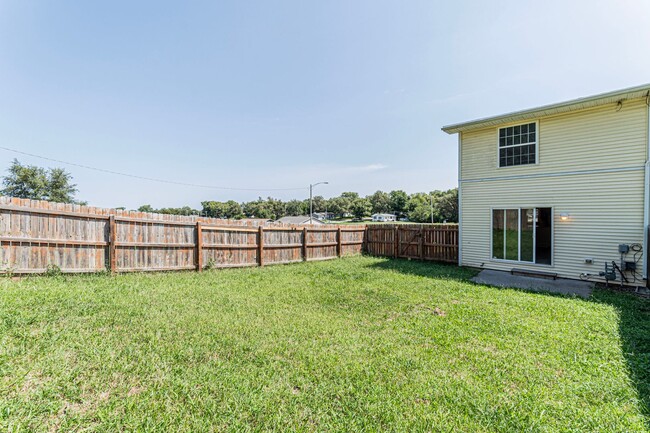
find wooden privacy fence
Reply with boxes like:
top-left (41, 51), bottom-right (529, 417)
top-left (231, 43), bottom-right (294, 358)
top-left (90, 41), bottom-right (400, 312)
top-left (0, 197), bottom-right (365, 274)
top-left (365, 224), bottom-right (459, 264)
top-left (0, 198), bottom-right (459, 274)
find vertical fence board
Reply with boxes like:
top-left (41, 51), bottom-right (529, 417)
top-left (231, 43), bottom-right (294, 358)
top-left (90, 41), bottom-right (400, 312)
top-left (196, 222), bottom-right (203, 271)
top-left (258, 226), bottom-right (264, 267)
top-left (109, 216), bottom-right (116, 272)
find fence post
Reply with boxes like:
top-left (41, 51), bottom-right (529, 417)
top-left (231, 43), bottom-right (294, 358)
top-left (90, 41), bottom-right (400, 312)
top-left (363, 225), bottom-right (368, 254)
top-left (419, 225), bottom-right (424, 260)
top-left (337, 227), bottom-right (342, 258)
top-left (394, 226), bottom-right (399, 258)
top-left (196, 221), bottom-right (203, 271)
top-left (302, 227), bottom-right (308, 261)
top-left (258, 226), bottom-right (264, 267)
top-left (108, 215), bottom-right (117, 273)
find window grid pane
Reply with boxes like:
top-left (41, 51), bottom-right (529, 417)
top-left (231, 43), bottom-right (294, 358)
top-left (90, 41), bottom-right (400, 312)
top-left (498, 122), bottom-right (536, 167)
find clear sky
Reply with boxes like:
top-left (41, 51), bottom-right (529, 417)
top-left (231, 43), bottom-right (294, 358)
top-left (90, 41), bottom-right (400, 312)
top-left (1, 0), bottom-right (649, 209)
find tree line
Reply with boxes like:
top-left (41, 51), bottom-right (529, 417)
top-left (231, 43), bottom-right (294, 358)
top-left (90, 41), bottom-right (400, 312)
top-left (1, 159), bottom-right (458, 223)
top-left (138, 189), bottom-right (458, 223)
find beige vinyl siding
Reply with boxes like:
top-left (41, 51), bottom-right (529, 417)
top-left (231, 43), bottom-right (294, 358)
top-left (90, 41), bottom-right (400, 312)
top-left (459, 96), bottom-right (648, 283)
top-left (461, 170), bottom-right (644, 281)
top-left (461, 98), bottom-right (648, 180)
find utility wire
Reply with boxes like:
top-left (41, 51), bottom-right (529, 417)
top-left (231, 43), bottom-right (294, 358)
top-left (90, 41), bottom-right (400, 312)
top-left (0, 145), bottom-right (308, 192)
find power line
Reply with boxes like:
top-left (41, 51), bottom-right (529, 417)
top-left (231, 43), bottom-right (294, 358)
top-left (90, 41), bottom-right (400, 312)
top-left (0, 145), bottom-right (308, 192)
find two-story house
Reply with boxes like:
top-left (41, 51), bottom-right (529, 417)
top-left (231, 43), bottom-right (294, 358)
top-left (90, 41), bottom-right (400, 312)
top-left (442, 84), bottom-right (650, 286)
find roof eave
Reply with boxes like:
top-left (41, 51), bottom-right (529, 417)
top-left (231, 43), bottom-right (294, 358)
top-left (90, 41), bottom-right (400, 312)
top-left (441, 83), bottom-right (650, 134)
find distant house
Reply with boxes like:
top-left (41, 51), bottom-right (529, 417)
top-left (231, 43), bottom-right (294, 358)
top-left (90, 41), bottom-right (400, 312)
top-left (276, 216), bottom-right (325, 225)
top-left (372, 213), bottom-right (396, 222)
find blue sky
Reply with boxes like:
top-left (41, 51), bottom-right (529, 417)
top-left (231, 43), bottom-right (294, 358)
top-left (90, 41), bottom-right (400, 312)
top-left (1, 1), bottom-right (649, 209)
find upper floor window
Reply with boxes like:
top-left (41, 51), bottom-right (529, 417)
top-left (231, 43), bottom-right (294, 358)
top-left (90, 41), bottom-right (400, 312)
top-left (498, 122), bottom-right (536, 167)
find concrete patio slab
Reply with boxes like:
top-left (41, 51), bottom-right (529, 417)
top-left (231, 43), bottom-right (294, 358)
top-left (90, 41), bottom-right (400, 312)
top-left (472, 269), bottom-right (594, 299)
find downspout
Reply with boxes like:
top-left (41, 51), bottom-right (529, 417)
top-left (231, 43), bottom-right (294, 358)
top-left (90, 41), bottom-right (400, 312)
top-left (643, 159), bottom-right (650, 278)
top-left (643, 94), bottom-right (650, 285)
top-left (458, 132), bottom-right (462, 267)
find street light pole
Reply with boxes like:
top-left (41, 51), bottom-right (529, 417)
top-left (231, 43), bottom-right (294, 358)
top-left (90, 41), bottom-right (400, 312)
top-left (310, 184), bottom-right (313, 224)
top-left (310, 181), bottom-right (329, 224)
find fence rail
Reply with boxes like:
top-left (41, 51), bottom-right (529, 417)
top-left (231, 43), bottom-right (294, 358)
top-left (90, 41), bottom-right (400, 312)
top-left (0, 197), bottom-right (458, 274)
top-left (365, 224), bottom-right (459, 263)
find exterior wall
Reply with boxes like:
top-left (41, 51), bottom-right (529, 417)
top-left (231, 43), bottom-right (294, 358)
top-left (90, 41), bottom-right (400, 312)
top-left (459, 97), bottom-right (648, 282)
top-left (461, 99), bottom-right (648, 179)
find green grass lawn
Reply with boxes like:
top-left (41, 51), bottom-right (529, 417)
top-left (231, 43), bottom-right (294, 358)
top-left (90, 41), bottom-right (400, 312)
top-left (1, 256), bottom-right (648, 432)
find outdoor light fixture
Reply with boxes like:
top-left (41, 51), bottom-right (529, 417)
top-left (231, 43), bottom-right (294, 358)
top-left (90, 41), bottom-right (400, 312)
top-left (559, 212), bottom-right (570, 221)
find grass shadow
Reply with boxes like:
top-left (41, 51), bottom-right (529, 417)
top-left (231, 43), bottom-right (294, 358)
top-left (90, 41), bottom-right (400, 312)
top-left (367, 256), bottom-right (650, 424)
top-left (363, 256), bottom-right (477, 283)
top-left (592, 289), bottom-right (650, 425)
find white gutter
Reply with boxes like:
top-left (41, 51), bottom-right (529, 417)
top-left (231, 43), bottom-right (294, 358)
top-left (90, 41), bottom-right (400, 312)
top-left (457, 133), bottom-right (462, 266)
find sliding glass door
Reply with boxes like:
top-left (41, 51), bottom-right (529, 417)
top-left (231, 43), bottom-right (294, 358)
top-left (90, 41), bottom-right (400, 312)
top-left (492, 208), bottom-right (552, 265)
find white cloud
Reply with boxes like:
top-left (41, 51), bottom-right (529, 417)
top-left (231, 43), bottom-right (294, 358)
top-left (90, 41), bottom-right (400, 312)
top-left (353, 163), bottom-right (387, 172)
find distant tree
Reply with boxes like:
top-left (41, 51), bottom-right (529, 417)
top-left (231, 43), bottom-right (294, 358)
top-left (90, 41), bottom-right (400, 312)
top-left (242, 198), bottom-right (275, 219)
top-left (336, 192), bottom-right (359, 216)
top-left (1, 160), bottom-right (47, 199)
top-left (1, 159), bottom-right (84, 204)
top-left (340, 191), bottom-right (359, 201)
top-left (200, 201), bottom-right (216, 217)
top-left (157, 206), bottom-right (199, 216)
top-left (326, 197), bottom-right (345, 217)
top-left (47, 167), bottom-right (80, 203)
top-left (389, 190), bottom-right (409, 217)
top-left (368, 190), bottom-right (391, 214)
top-left (285, 199), bottom-right (307, 216)
top-left (266, 197), bottom-right (286, 220)
top-left (135, 205), bottom-right (199, 215)
top-left (350, 197), bottom-right (371, 219)
top-left (222, 200), bottom-right (244, 219)
top-left (434, 188), bottom-right (458, 223)
top-left (202, 200), bottom-right (243, 219)
top-left (404, 189), bottom-right (458, 223)
top-left (310, 195), bottom-right (327, 213)
top-left (406, 192), bottom-right (433, 223)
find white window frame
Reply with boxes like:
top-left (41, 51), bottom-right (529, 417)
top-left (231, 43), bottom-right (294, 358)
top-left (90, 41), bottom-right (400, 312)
top-left (496, 121), bottom-right (539, 169)
top-left (489, 206), bottom-right (554, 266)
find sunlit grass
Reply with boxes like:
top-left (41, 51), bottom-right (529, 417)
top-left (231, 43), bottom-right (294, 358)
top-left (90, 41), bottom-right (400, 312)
top-left (0, 256), bottom-right (648, 432)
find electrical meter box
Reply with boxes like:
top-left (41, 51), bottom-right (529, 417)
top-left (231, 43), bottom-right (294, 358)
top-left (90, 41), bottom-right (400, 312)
top-left (618, 244), bottom-right (630, 254)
